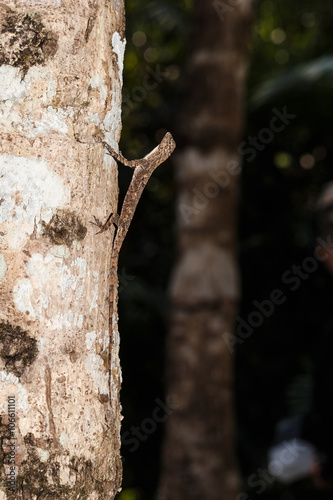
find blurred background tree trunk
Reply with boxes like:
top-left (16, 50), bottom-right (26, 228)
top-left (156, 1), bottom-right (254, 499)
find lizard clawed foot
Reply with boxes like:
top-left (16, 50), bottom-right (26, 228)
top-left (90, 213), bottom-right (119, 234)
top-left (90, 215), bottom-right (107, 234)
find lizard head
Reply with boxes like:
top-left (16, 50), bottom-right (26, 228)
top-left (161, 132), bottom-right (176, 156)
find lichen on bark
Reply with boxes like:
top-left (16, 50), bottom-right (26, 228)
top-left (0, 322), bottom-right (38, 377)
top-left (41, 210), bottom-right (87, 247)
top-left (0, 6), bottom-right (58, 74)
top-left (2, 431), bottom-right (114, 499)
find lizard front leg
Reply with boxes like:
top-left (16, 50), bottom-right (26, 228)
top-left (103, 141), bottom-right (148, 169)
top-left (90, 213), bottom-right (120, 234)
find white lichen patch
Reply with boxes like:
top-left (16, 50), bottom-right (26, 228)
top-left (59, 257), bottom-right (87, 299)
top-left (23, 106), bottom-right (71, 137)
top-left (0, 67), bottom-right (68, 136)
top-left (87, 493), bottom-right (100, 500)
top-left (47, 311), bottom-right (83, 330)
top-left (60, 431), bottom-right (69, 449)
top-left (14, 253), bottom-right (61, 318)
top-left (0, 101), bottom-right (20, 133)
top-left (85, 353), bottom-right (109, 395)
top-left (13, 277), bottom-right (49, 319)
top-left (12, 106), bottom-right (75, 138)
top-left (13, 278), bottom-right (39, 317)
top-left (76, 284), bottom-right (84, 300)
top-left (59, 465), bottom-right (75, 487)
top-left (86, 330), bottom-right (97, 351)
top-left (0, 253), bottom-right (7, 281)
top-left (55, 457), bottom-right (76, 487)
top-left (85, 331), bottom-right (109, 394)
top-left (13, 252), bottom-right (88, 328)
top-left (25, 67), bottom-right (57, 104)
top-left (100, 32), bottom-right (126, 149)
top-left (0, 154), bottom-right (69, 249)
top-left (16, 0), bottom-right (62, 6)
top-left (90, 74), bottom-right (107, 103)
top-left (112, 32), bottom-right (126, 85)
top-left (50, 245), bottom-right (70, 259)
top-left (86, 329), bottom-right (108, 352)
top-left (102, 109), bottom-right (120, 151)
top-left (5, 220), bottom-right (32, 250)
top-left (37, 448), bottom-right (50, 462)
top-left (99, 330), bottom-right (109, 352)
top-left (88, 111), bottom-right (101, 126)
top-left (0, 489), bottom-right (7, 499)
top-left (0, 66), bottom-right (26, 101)
top-left (0, 67), bottom-right (55, 104)
top-left (27, 253), bottom-right (52, 284)
top-left (0, 370), bottom-right (29, 412)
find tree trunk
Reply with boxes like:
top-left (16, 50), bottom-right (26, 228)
top-left (156, 2), bottom-right (254, 500)
top-left (0, 1), bottom-right (125, 497)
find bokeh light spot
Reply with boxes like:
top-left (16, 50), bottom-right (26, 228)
top-left (271, 28), bottom-right (286, 44)
top-left (299, 153), bottom-right (315, 170)
top-left (144, 47), bottom-right (159, 63)
top-left (132, 31), bottom-right (147, 47)
top-left (274, 152), bottom-right (293, 169)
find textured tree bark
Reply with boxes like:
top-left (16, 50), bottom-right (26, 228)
top-left (0, 1), bottom-right (125, 498)
top-left (156, 2), bottom-right (254, 500)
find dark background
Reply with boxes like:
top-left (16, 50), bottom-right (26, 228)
top-left (116, 1), bottom-right (333, 499)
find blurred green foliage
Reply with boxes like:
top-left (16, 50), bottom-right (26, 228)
top-left (117, 1), bottom-right (333, 499)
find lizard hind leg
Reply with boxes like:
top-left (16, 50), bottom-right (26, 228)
top-left (90, 213), bottom-right (120, 234)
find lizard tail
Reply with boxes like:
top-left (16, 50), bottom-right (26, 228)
top-left (109, 261), bottom-right (118, 352)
